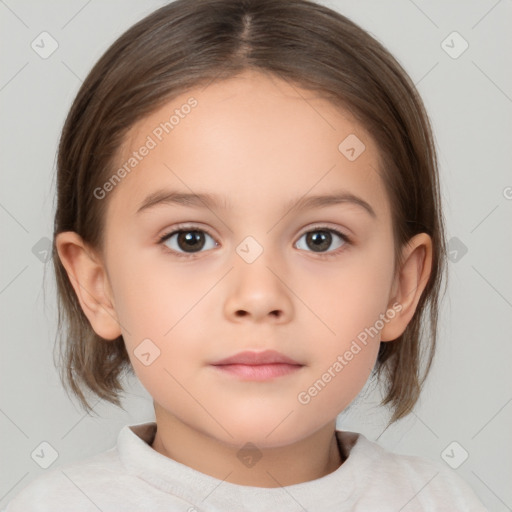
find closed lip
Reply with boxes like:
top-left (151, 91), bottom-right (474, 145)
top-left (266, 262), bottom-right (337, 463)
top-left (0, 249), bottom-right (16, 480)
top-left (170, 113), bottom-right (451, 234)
top-left (211, 349), bottom-right (303, 366)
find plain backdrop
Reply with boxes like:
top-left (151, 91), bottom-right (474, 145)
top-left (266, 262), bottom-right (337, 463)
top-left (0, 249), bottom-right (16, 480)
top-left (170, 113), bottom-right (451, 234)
top-left (1, 0), bottom-right (511, 510)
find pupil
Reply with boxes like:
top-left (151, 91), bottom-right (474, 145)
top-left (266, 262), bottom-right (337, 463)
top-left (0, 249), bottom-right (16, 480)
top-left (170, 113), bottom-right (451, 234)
top-left (176, 230), bottom-right (332, 254)
top-left (178, 231), bottom-right (204, 252)
top-left (308, 231), bottom-right (331, 252)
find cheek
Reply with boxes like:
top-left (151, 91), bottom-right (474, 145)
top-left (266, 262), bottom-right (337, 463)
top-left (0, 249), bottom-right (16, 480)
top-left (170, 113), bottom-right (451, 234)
top-left (298, 327), bottom-right (381, 416)
top-left (107, 241), bottom-right (212, 337)
top-left (307, 242), bottom-right (394, 395)
top-left (311, 243), bottom-right (395, 342)
top-left (107, 249), bottom-right (215, 395)
top-left (293, 343), bottom-right (379, 432)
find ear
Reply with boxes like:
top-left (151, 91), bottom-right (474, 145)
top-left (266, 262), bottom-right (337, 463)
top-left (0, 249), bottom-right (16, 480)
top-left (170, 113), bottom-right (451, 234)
top-left (381, 233), bottom-right (433, 342)
top-left (55, 231), bottom-right (122, 340)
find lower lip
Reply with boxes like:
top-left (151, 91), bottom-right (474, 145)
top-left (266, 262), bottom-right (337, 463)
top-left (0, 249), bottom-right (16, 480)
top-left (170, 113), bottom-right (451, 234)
top-left (211, 363), bottom-right (303, 380)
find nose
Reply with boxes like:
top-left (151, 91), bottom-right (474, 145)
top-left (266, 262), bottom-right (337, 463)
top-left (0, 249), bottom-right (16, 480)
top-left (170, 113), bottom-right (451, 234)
top-left (223, 249), bottom-right (294, 324)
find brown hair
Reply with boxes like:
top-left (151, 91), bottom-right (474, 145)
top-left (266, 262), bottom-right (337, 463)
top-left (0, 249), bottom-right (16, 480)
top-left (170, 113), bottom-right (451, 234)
top-left (52, 0), bottom-right (447, 423)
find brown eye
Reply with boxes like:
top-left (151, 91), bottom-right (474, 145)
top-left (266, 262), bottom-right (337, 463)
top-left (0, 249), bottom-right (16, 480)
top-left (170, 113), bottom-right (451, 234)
top-left (176, 231), bottom-right (206, 252)
top-left (295, 228), bottom-right (349, 254)
top-left (159, 227), bottom-right (218, 256)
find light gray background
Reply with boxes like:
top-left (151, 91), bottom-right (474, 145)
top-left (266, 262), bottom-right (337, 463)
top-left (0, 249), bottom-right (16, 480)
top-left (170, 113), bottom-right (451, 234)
top-left (1, 0), bottom-right (511, 509)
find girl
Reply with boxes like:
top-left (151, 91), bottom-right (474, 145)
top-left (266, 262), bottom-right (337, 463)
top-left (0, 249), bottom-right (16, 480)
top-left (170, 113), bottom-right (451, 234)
top-left (5, 0), bottom-right (487, 510)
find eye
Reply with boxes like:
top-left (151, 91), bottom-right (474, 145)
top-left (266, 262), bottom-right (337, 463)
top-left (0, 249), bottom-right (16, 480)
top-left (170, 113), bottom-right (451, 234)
top-left (295, 227), bottom-right (350, 256)
top-left (158, 224), bottom-right (351, 258)
top-left (158, 225), bottom-right (218, 257)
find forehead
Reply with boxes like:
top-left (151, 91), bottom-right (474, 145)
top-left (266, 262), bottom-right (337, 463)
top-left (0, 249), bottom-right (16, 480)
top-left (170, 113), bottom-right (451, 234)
top-left (107, 69), bottom-right (388, 220)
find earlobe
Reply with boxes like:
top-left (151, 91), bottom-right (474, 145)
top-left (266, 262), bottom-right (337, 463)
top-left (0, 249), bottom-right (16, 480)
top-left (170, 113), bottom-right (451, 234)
top-left (381, 233), bottom-right (433, 342)
top-left (55, 231), bottom-right (122, 340)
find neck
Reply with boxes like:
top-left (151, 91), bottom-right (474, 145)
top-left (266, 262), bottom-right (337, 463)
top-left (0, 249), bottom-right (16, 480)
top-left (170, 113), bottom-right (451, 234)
top-left (150, 405), bottom-right (343, 488)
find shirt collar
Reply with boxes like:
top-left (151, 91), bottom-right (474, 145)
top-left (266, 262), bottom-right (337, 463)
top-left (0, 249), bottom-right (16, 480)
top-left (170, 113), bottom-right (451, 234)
top-left (117, 421), bottom-right (372, 511)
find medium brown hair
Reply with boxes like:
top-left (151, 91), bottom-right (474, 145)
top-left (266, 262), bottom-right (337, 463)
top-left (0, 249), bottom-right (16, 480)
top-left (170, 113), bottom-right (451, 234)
top-left (52, 0), bottom-right (447, 423)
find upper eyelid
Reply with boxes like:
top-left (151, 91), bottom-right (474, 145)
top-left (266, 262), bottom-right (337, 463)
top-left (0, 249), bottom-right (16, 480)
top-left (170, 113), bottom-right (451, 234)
top-left (159, 223), bottom-right (217, 241)
top-left (159, 223), bottom-right (351, 244)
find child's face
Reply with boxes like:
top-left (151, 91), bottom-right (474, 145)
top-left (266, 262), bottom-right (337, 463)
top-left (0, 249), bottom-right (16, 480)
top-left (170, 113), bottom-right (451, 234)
top-left (97, 70), bottom-right (402, 447)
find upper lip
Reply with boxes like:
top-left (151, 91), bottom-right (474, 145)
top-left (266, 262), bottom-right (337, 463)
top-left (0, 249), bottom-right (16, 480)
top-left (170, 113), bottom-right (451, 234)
top-left (211, 350), bottom-right (303, 366)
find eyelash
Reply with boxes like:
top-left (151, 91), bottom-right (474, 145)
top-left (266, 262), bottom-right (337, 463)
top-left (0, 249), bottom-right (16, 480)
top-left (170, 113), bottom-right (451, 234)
top-left (157, 223), bottom-right (352, 259)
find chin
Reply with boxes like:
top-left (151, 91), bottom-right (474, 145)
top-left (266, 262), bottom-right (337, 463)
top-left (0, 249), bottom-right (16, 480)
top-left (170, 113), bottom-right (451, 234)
top-left (210, 415), bottom-right (322, 450)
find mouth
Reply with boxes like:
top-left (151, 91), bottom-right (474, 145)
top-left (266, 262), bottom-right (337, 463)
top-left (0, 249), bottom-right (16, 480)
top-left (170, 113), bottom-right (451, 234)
top-left (210, 349), bottom-right (304, 381)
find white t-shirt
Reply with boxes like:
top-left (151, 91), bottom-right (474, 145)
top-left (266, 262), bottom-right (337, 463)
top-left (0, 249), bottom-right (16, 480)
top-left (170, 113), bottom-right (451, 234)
top-left (4, 421), bottom-right (487, 511)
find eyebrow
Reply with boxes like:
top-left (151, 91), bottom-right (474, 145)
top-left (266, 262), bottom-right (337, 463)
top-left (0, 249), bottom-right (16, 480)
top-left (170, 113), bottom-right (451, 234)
top-left (136, 189), bottom-right (376, 218)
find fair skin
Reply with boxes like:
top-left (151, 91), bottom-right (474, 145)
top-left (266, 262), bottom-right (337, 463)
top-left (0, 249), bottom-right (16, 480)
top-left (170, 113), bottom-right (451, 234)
top-left (56, 69), bottom-right (432, 488)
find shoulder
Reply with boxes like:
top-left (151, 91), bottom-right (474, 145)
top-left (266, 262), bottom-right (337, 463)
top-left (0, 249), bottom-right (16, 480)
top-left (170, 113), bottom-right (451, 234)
top-left (337, 431), bottom-right (488, 511)
top-left (3, 447), bottom-right (132, 512)
top-left (3, 422), bottom-right (161, 512)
